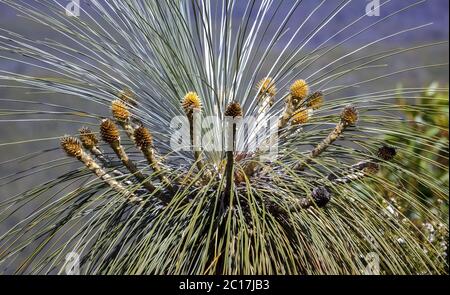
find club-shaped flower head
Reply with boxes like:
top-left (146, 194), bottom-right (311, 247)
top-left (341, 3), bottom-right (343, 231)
top-left (100, 119), bottom-right (120, 143)
top-left (78, 127), bottom-right (99, 149)
top-left (61, 136), bottom-right (83, 158)
top-left (134, 125), bottom-right (153, 149)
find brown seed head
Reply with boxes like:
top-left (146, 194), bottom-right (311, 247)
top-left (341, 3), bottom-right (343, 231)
top-left (363, 162), bottom-right (380, 175)
top-left (340, 105), bottom-right (358, 125)
top-left (306, 91), bottom-right (324, 110)
top-left (377, 145), bottom-right (397, 161)
top-left (118, 88), bottom-right (137, 106)
top-left (311, 186), bottom-right (331, 208)
top-left (182, 92), bottom-right (202, 115)
top-left (61, 136), bottom-right (83, 158)
top-left (290, 79), bottom-right (309, 100)
top-left (134, 125), bottom-right (153, 148)
top-left (225, 102), bottom-right (243, 118)
top-left (291, 109), bottom-right (309, 125)
top-left (100, 119), bottom-right (120, 143)
top-left (78, 127), bottom-right (98, 149)
top-left (111, 99), bottom-right (130, 122)
top-left (257, 77), bottom-right (276, 97)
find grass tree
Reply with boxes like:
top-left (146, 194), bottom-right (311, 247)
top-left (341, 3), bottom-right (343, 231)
top-left (0, 0), bottom-right (448, 274)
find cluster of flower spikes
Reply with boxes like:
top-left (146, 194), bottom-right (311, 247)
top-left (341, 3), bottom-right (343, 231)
top-left (61, 79), bottom-right (396, 213)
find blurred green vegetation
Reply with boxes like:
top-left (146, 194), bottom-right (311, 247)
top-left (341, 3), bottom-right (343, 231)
top-left (386, 82), bottom-right (448, 216)
top-left (373, 83), bottom-right (449, 270)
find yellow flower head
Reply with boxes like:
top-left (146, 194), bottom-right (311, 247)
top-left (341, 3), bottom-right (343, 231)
top-left (111, 99), bottom-right (130, 122)
top-left (182, 92), bottom-right (202, 114)
top-left (291, 109), bottom-right (309, 125)
top-left (290, 79), bottom-right (309, 100)
top-left (61, 136), bottom-right (83, 158)
top-left (257, 77), bottom-right (276, 97)
top-left (340, 105), bottom-right (358, 126)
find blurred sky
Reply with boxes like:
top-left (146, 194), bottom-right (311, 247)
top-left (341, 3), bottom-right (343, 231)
top-left (0, 0), bottom-right (448, 45)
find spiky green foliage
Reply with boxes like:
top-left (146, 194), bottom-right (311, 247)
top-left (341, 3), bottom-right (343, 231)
top-left (0, 0), bottom-right (448, 275)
